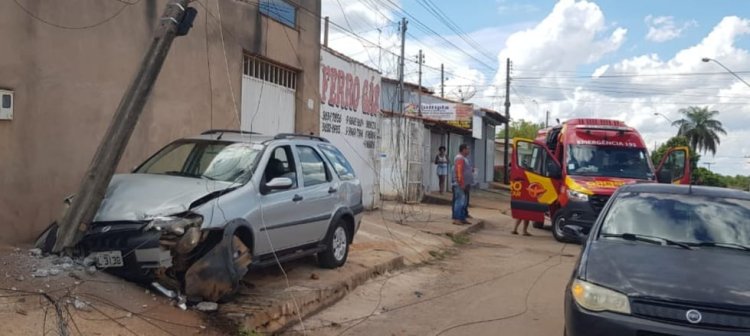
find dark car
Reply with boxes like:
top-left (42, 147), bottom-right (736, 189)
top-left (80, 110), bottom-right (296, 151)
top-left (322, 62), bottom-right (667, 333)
top-left (564, 184), bottom-right (750, 336)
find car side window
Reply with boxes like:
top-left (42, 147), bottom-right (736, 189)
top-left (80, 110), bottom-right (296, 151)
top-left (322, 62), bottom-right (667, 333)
top-left (296, 145), bottom-right (331, 187)
top-left (319, 144), bottom-right (355, 180)
top-left (263, 145), bottom-right (297, 189)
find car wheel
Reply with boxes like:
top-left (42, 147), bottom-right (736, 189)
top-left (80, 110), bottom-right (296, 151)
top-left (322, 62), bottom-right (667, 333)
top-left (552, 212), bottom-right (574, 243)
top-left (318, 220), bottom-right (350, 269)
top-left (532, 221), bottom-right (545, 229)
top-left (217, 234), bottom-right (252, 302)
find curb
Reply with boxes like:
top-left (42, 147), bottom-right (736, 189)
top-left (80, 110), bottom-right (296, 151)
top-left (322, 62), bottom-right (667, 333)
top-left (219, 255), bottom-right (406, 334)
top-left (421, 193), bottom-right (452, 206)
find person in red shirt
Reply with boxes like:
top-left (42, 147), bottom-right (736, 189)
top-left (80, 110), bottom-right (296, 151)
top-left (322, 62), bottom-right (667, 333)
top-left (451, 144), bottom-right (472, 225)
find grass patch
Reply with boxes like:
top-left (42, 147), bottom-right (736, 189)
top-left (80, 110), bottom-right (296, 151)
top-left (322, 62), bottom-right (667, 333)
top-left (239, 329), bottom-right (262, 336)
top-left (450, 233), bottom-right (471, 245)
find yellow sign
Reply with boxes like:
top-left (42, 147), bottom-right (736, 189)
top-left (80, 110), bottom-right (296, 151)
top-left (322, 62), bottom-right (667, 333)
top-left (584, 180), bottom-right (627, 188)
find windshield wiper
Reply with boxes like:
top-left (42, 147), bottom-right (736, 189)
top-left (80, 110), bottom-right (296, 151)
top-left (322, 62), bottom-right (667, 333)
top-left (602, 233), bottom-right (694, 250)
top-left (688, 242), bottom-right (750, 252)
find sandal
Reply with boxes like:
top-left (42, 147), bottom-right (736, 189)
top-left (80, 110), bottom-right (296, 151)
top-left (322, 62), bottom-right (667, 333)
top-left (523, 232), bottom-right (532, 236)
top-left (511, 231), bottom-right (518, 235)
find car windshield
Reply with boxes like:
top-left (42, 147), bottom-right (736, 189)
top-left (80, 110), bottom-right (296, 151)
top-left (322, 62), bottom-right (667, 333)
top-left (567, 145), bottom-right (653, 179)
top-left (135, 141), bottom-right (263, 183)
top-left (600, 192), bottom-right (750, 247)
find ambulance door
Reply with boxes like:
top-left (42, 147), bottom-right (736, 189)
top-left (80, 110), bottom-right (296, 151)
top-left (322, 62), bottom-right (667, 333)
top-left (655, 146), bottom-right (691, 184)
top-left (510, 139), bottom-right (563, 222)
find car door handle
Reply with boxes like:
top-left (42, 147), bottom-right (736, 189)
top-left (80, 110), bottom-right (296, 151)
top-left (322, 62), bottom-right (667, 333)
top-left (292, 194), bottom-right (303, 202)
top-left (328, 187), bottom-right (338, 194)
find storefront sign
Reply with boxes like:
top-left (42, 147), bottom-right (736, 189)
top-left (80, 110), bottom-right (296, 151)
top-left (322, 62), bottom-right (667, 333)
top-left (404, 102), bottom-right (472, 129)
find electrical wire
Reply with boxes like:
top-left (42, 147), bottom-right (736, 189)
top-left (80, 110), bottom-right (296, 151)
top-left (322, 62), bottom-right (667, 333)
top-left (13, 0), bottom-right (140, 30)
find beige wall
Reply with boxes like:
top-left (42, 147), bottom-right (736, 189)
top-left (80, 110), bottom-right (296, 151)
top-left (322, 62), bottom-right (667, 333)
top-left (0, 0), bottom-right (321, 244)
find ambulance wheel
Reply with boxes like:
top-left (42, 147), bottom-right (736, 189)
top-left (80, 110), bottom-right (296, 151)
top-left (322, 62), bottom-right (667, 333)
top-left (552, 212), bottom-right (574, 243)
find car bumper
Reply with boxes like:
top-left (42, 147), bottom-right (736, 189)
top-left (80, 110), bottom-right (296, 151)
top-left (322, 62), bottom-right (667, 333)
top-left (80, 223), bottom-right (172, 282)
top-left (561, 199), bottom-right (600, 233)
top-left (566, 294), bottom-right (742, 336)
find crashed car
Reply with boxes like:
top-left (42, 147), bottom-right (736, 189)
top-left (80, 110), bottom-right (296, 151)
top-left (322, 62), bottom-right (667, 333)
top-left (38, 131), bottom-right (364, 302)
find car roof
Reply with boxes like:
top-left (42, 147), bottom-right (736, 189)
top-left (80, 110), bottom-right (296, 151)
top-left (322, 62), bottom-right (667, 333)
top-left (618, 183), bottom-right (750, 200)
top-left (185, 132), bottom-right (334, 147)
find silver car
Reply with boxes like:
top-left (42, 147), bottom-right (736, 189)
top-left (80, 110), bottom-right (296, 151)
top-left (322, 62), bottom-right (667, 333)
top-left (38, 131), bottom-right (364, 302)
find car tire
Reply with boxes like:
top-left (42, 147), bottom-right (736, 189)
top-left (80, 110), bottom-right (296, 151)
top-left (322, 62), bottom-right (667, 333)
top-left (318, 219), bottom-right (350, 269)
top-left (532, 221), bottom-right (545, 229)
top-left (552, 212), bottom-right (574, 243)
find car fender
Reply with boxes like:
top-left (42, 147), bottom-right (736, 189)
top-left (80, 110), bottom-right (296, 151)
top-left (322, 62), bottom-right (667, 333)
top-left (323, 206), bottom-right (356, 244)
top-left (184, 218), bottom-right (253, 302)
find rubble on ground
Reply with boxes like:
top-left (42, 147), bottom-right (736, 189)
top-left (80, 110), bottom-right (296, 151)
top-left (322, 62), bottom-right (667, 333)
top-left (195, 301), bottom-right (218, 312)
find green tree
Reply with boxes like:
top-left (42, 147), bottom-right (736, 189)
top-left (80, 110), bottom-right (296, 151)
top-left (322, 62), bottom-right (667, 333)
top-left (651, 135), bottom-right (700, 171)
top-left (496, 119), bottom-right (545, 140)
top-left (692, 167), bottom-right (728, 187)
top-left (672, 106), bottom-right (727, 155)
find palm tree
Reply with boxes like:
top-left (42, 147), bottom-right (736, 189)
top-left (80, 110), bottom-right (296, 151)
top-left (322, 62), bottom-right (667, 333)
top-left (671, 106), bottom-right (727, 155)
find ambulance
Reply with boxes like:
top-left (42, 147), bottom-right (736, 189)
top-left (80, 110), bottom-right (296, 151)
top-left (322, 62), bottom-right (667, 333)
top-left (509, 118), bottom-right (691, 242)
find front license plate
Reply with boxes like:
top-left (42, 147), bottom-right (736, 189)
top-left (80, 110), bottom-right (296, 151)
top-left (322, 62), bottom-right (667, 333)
top-left (92, 251), bottom-right (124, 268)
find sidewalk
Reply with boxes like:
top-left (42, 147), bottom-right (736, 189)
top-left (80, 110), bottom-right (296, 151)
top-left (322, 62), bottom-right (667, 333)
top-left (423, 187), bottom-right (510, 212)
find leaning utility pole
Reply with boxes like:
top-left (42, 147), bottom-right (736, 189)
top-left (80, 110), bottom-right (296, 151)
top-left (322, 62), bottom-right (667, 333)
top-left (417, 49), bottom-right (423, 116)
top-left (398, 17), bottom-right (408, 114)
top-left (53, 0), bottom-right (195, 252)
top-left (440, 63), bottom-right (445, 98)
top-left (323, 16), bottom-right (329, 47)
top-left (503, 58), bottom-right (511, 185)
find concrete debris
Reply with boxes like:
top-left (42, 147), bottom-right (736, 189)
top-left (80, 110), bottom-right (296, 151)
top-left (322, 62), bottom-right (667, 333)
top-left (28, 248), bottom-right (42, 257)
top-left (10, 287), bottom-right (17, 291)
top-left (16, 275), bottom-right (24, 281)
top-left (177, 295), bottom-right (187, 311)
top-left (86, 266), bottom-right (97, 275)
top-left (31, 269), bottom-right (49, 278)
top-left (82, 256), bottom-right (96, 267)
top-left (73, 298), bottom-right (92, 312)
top-left (16, 309), bottom-right (27, 316)
top-left (195, 301), bottom-right (218, 312)
top-left (125, 312), bottom-right (133, 318)
top-left (310, 273), bottom-right (320, 280)
top-left (13, 248), bottom-right (20, 253)
top-left (48, 267), bottom-right (62, 276)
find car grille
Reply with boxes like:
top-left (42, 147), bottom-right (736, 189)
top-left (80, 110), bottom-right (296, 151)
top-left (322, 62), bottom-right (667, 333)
top-left (631, 299), bottom-right (750, 331)
top-left (588, 195), bottom-right (610, 213)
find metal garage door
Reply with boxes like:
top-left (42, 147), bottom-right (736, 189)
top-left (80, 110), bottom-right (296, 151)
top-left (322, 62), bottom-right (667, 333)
top-left (241, 56), bottom-right (296, 135)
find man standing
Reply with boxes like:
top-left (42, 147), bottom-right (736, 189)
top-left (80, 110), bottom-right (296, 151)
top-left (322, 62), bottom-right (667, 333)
top-left (452, 144), bottom-right (473, 225)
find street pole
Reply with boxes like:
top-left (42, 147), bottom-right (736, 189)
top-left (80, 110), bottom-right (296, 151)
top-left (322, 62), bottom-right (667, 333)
top-left (398, 17), bottom-right (407, 114)
top-left (703, 58), bottom-right (750, 89)
top-left (503, 58), bottom-right (511, 185)
top-left (440, 63), bottom-right (445, 98)
top-left (53, 0), bottom-right (194, 252)
top-left (417, 49), bottom-right (423, 116)
top-left (545, 110), bottom-right (549, 128)
top-left (323, 16), bottom-right (329, 47)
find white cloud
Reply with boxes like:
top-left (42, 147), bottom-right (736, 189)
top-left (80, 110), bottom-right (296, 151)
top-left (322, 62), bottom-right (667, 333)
top-left (644, 15), bottom-right (697, 43)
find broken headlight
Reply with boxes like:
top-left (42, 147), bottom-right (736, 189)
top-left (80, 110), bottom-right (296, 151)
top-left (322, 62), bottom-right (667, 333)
top-left (147, 216), bottom-right (203, 236)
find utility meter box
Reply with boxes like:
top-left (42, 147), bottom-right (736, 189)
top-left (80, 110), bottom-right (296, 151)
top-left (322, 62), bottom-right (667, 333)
top-left (0, 90), bottom-right (13, 120)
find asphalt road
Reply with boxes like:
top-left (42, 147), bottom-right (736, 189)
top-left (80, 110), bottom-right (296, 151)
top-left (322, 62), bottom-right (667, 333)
top-left (285, 209), bottom-right (579, 336)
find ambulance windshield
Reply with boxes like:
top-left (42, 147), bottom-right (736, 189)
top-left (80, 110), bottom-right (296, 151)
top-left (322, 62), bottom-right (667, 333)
top-left (566, 145), bottom-right (653, 180)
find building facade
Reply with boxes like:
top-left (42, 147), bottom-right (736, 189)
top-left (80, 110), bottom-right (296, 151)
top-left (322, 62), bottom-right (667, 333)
top-left (0, 0), bottom-right (321, 244)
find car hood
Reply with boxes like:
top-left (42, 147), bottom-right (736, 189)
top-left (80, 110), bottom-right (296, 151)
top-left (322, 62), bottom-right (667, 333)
top-left (567, 176), bottom-right (648, 196)
top-left (93, 174), bottom-right (234, 222)
top-left (585, 240), bottom-right (750, 307)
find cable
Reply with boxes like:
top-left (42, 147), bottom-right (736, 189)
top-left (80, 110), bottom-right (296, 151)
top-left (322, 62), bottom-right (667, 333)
top-left (204, 3), bottom-right (214, 129)
top-left (13, 0), bottom-right (139, 30)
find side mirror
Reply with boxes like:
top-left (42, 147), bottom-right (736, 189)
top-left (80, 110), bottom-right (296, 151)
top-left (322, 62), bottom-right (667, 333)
top-left (563, 225), bottom-right (588, 243)
top-left (656, 170), bottom-right (672, 184)
top-left (266, 177), bottom-right (293, 190)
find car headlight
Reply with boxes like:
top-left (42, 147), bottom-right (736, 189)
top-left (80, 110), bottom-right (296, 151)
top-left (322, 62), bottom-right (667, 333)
top-left (567, 189), bottom-right (590, 202)
top-left (148, 216), bottom-right (202, 235)
top-left (571, 279), bottom-right (631, 314)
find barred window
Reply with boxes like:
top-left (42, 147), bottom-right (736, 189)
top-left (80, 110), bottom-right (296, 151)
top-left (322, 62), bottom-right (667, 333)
top-left (243, 55), bottom-right (297, 90)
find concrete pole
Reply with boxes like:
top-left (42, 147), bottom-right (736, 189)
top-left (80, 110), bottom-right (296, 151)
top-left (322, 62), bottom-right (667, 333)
top-left (417, 49), bottom-right (423, 116)
top-left (503, 58), bottom-right (511, 185)
top-left (53, 0), bottom-right (193, 252)
top-left (440, 63), bottom-right (444, 98)
top-left (323, 16), bottom-right (329, 47)
top-left (398, 18), bottom-right (407, 114)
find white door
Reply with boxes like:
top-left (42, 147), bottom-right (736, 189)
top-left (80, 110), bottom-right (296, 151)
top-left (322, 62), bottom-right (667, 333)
top-left (241, 76), bottom-right (295, 135)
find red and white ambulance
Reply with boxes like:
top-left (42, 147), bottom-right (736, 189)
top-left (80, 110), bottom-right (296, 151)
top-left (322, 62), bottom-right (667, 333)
top-left (510, 118), bottom-right (691, 242)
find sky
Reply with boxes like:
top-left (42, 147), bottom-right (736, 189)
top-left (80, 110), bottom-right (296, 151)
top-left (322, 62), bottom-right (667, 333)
top-left (321, 0), bottom-right (750, 176)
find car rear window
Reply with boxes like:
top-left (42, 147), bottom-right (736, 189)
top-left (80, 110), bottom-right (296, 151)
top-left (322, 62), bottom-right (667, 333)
top-left (601, 192), bottom-right (750, 246)
top-left (318, 144), bottom-right (356, 181)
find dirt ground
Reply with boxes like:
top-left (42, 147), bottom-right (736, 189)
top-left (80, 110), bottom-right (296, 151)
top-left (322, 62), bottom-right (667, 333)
top-left (284, 208), bottom-right (579, 336)
top-left (0, 244), bottom-right (219, 336)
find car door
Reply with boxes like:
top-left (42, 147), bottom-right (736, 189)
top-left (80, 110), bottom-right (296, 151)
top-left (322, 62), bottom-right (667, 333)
top-left (294, 144), bottom-right (339, 244)
top-left (256, 145), bottom-right (307, 253)
top-left (655, 146), bottom-right (691, 184)
top-left (510, 138), bottom-right (562, 222)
